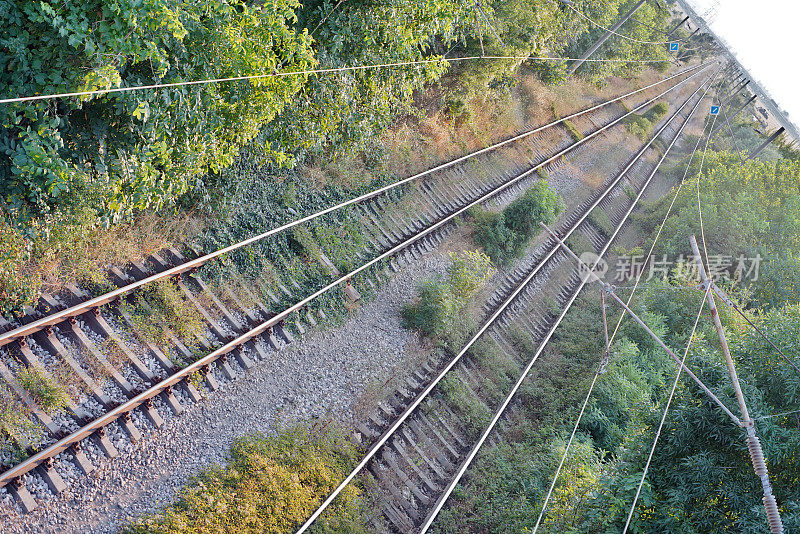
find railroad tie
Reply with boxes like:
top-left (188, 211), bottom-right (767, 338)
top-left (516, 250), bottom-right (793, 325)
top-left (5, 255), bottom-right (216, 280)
top-left (9, 478), bottom-right (37, 513)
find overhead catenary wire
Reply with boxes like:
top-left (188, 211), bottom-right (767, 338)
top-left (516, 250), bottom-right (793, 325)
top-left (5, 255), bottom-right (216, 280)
top-left (533, 72), bottom-right (719, 534)
top-left (423, 70), bottom-right (721, 534)
top-left (755, 408), bottom-right (800, 421)
top-left (622, 286), bottom-right (710, 533)
top-left (1, 55), bottom-right (684, 105)
top-left (1, 64), bottom-right (714, 493)
top-left (608, 69), bottom-right (726, 343)
top-left (696, 108), bottom-right (719, 270)
top-left (294, 64), bottom-right (716, 534)
top-left (564, 3), bottom-right (689, 45)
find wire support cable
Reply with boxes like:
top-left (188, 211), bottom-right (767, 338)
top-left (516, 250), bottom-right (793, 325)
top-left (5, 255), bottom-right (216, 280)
top-left (721, 106), bottom-right (747, 165)
top-left (718, 295), bottom-right (800, 376)
top-left (293, 63), bottom-right (715, 534)
top-left (622, 286), bottom-right (710, 533)
top-left (1, 55), bottom-right (680, 105)
top-left (530, 72), bottom-right (719, 534)
top-left (565, 3), bottom-right (687, 45)
top-left (422, 68), bottom-right (719, 534)
top-left (755, 409), bottom-right (800, 421)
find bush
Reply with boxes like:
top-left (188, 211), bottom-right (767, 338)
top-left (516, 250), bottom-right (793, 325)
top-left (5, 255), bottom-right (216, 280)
top-left (124, 427), bottom-right (369, 534)
top-left (402, 251), bottom-right (494, 346)
top-left (623, 102), bottom-right (669, 141)
top-left (472, 180), bottom-right (563, 265)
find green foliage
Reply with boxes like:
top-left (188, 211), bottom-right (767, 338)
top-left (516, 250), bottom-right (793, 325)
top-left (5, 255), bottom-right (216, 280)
top-left (402, 250), bottom-right (494, 347)
top-left (587, 209), bottom-right (615, 237)
top-left (472, 179), bottom-right (563, 265)
top-left (439, 274), bottom-right (800, 533)
top-left (16, 367), bottom-right (69, 413)
top-left (644, 153), bottom-right (800, 308)
top-left (0, 219), bottom-right (38, 312)
top-left (124, 427), bottom-right (369, 533)
top-left (2, 0), bottom-right (314, 224)
top-left (439, 376), bottom-right (492, 438)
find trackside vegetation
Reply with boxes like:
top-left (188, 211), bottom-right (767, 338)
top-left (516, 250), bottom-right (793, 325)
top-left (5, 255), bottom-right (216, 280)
top-left (433, 153), bottom-right (800, 532)
top-left (124, 427), bottom-right (371, 534)
top-left (1, 0), bottom-right (674, 315)
top-left (470, 179), bottom-right (564, 265)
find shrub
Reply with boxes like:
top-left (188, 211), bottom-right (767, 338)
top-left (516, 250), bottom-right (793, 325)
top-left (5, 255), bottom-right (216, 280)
top-left (0, 386), bottom-right (38, 462)
top-left (124, 427), bottom-right (369, 534)
top-left (402, 251), bottom-right (494, 345)
top-left (472, 180), bottom-right (563, 265)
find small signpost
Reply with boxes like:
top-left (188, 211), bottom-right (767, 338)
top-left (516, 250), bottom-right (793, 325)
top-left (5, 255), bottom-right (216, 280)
top-left (669, 42), bottom-right (680, 52)
top-left (710, 105), bottom-right (720, 115)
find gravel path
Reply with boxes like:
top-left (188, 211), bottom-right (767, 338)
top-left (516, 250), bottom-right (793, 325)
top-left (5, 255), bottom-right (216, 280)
top-left (0, 254), bottom-right (447, 534)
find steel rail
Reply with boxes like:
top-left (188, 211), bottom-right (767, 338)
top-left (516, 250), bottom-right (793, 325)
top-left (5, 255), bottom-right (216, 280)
top-left (0, 62), bottom-right (712, 349)
top-left (293, 64), bottom-right (715, 533)
top-left (420, 71), bottom-right (717, 532)
top-left (0, 63), bottom-right (713, 492)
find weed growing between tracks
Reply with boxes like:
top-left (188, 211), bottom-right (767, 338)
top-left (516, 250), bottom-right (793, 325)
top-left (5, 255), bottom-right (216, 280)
top-left (402, 251), bottom-right (494, 350)
top-left (120, 280), bottom-right (206, 352)
top-left (123, 426), bottom-right (372, 534)
top-left (15, 367), bottom-right (69, 414)
top-left (469, 179), bottom-right (564, 266)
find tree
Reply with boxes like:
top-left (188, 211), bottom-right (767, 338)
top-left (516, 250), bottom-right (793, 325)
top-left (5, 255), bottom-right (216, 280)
top-left (1, 0), bottom-right (314, 223)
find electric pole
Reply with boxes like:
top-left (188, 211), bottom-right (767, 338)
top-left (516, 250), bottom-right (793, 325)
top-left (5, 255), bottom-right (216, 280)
top-left (689, 235), bottom-right (783, 534)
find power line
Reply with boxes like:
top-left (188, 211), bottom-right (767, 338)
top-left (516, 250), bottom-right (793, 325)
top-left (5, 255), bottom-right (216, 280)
top-left (530, 69), bottom-right (721, 534)
top-left (0, 55), bottom-right (676, 105)
top-left (565, 3), bottom-right (685, 45)
top-left (0, 63), bottom-right (712, 349)
top-left (622, 286), bottom-right (709, 533)
top-left (721, 106), bottom-right (747, 165)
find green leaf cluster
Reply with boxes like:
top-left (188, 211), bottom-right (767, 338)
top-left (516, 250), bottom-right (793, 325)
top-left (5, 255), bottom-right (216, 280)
top-left (471, 179), bottom-right (564, 265)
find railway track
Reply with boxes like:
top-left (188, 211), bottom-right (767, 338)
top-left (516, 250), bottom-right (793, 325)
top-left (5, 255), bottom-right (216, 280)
top-left (295, 66), bottom-right (719, 533)
top-left (0, 62), bottom-right (712, 514)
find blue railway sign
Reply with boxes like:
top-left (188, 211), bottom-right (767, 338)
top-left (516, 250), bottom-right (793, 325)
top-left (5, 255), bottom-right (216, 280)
top-left (710, 106), bottom-right (720, 115)
top-left (669, 42), bottom-right (680, 52)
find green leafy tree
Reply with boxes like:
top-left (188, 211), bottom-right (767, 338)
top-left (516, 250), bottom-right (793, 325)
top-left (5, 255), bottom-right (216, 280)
top-left (1, 0), bottom-right (314, 223)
